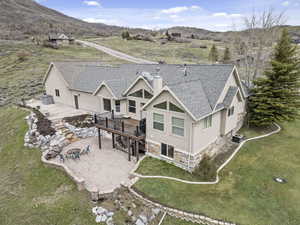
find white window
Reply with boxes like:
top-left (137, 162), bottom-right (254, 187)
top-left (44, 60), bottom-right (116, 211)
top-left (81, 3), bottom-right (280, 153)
top-left (153, 113), bottom-right (164, 131)
top-left (103, 98), bottom-right (111, 112)
top-left (129, 100), bottom-right (136, 113)
top-left (55, 89), bottom-right (60, 97)
top-left (161, 143), bottom-right (174, 158)
top-left (115, 100), bottom-right (120, 112)
top-left (228, 106), bottom-right (235, 117)
top-left (203, 115), bottom-right (212, 129)
top-left (172, 117), bottom-right (184, 136)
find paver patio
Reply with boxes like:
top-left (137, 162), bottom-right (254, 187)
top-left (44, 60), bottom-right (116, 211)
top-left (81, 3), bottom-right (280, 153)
top-left (51, 136), bottom-right (136, 192)
top-left (26, 99), bottom-right (90, 121)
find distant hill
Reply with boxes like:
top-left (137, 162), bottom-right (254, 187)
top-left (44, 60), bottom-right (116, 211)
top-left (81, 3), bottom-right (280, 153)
top-left (162, 26), bottom-right (300, 43)
top-left (0, 0), bottom-right (148, 40)
top-left (0, 0), bottom-right (299, 41)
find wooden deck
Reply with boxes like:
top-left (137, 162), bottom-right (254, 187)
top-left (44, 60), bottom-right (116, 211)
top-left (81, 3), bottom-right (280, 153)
top-left (94, 113), bottom-right (145, 162)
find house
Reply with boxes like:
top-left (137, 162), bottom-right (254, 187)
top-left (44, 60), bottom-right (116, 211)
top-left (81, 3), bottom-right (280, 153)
top-left (43, 62), bottom-right (247, 169)
top-left (48, 33), bottom-right (74, 45)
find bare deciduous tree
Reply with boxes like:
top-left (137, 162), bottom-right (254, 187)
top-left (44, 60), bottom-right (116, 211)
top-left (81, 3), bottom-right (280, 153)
top-left (232, 8), bottom-right (286, 87)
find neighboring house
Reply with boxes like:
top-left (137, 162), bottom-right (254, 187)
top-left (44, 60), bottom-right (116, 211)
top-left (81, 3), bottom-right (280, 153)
top-left (43, 62), bottom-right (247, 169)
top-left (48, 33), bottom-right (74, 45)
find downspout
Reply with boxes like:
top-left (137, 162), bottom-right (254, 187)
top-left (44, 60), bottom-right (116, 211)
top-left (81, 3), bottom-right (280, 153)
top-left (187, 121), bottom-right (195, 171)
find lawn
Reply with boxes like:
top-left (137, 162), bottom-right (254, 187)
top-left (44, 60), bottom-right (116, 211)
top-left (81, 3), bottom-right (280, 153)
top-left (161, 215), bottom-right (199, 225)
top-left (86, 36), bottom-right (226, 64)
top-left (0, 40), bottom-right (123, 105)
top-left (134, 119), bottom-right (300, 225)
top-left (136, 156), bottom-right (206, 182)
top-left (0, 107), bottom-right (98, 225)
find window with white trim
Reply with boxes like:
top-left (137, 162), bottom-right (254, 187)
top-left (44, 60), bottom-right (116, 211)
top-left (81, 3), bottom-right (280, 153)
top-left (129, 89), bottom-right (143, 98)
top-left (154, 101), bottom-right (167, 110)
top-left (129, 100), bottom-right (136, 113)
top-left (172, 117), bottom-right (184, 136)
top-left (228, 106), bottom-right (235, 117)
top-left (161, 143), bottom-right (174, 158)
top-left (103, 98), bottom-right (111, 112)
top-left (169, 102), bottom-right (184, 113)
top-left (144, 90), bottom-right (153, 99)
top-left (55, 89), bottom-right (60, 97)
top-left (153, 113), bottom-right (164, 131)
top-left (115, 100), bottom-right (120, 112)
top-left (203, 115), bottom-right (212, 129)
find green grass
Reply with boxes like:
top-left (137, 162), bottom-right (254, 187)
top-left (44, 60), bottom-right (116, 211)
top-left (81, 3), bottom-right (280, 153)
top-left (0, 107), bottom-right (98, 225)
top-left (161, 215), bottom-right (200, 225)
top-left (134, 120), bottom-right (300, 225)
top-left (238, 124), bottom-right (277, 139)
top-left (0, 40), bottom-right (122, 104)
top-left (136, 157), bottom-right (204, 182)
top-left (86, 36), bottom-right (226, 64)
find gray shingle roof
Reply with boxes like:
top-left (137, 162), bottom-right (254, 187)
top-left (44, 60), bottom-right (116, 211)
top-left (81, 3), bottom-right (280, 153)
top-left (223, 86), bottom-right (238, 108)
top-left (52, 62), bottom-right (235, 119)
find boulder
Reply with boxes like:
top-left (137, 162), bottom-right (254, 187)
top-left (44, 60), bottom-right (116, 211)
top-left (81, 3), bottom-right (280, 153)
top-left (135, 219), bottom-right (145, 225)
top-left (106, 217), bottom-right (114, 225)
top-left (139, 215), bottom-right (147, 224)
top-left (152, 208), bottom-right (160, 215)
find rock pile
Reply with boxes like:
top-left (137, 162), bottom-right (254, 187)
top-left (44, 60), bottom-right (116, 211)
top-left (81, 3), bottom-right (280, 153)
top-left (92, 206), bottom-right (114, 224)
top-left (24, 112), bottom-right (70, 159)
top-left (64, 122), bottom-right (98, 139)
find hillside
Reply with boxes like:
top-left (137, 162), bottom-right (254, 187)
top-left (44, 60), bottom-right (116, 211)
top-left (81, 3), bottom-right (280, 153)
top-left (163, 25), bottom-right (300, 42)
top-left (0, 0), bottom-right (147, 40)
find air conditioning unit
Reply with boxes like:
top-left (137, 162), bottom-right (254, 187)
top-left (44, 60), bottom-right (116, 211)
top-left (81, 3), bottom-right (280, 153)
top-left (232, 134), bottom-right (244, 143)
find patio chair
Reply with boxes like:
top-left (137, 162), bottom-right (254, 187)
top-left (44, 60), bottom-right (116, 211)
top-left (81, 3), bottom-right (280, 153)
top-left (58, 154), bottom-right (65, 163)
top-left (80, 145), bottom-right (91, 155)
top-left (85, 145), bottom-right (91, 154)
top-left (74, 152), bottom-right (80, 160)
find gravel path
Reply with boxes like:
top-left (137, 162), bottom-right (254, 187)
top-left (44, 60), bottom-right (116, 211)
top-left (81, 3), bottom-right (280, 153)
top-left (76, 40), bottom-right (157, 64)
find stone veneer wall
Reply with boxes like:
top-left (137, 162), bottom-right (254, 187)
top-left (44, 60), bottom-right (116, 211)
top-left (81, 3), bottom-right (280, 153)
top-left (146, 114), bottom-right (246, 171)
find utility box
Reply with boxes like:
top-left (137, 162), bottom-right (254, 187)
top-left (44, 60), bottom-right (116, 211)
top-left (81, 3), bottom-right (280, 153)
top-left (41, 94), bottom-right (54, 105)
top-left (232, 134), bottom-right (244, 143)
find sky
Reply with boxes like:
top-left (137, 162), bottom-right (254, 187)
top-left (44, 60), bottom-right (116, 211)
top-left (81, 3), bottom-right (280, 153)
top-left (35, 0), bottom-right (300, 31)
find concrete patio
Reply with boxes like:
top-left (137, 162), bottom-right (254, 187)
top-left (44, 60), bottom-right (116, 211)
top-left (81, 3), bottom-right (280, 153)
top-left (26, 99), bottom-right (90, 121)
top-left (50, 136), bottom-right (136, 193)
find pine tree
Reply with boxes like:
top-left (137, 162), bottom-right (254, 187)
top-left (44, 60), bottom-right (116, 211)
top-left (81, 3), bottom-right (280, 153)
top-left (121, 30), bottom-right (130, 40)
top-left (223, 47), bottom-right (231, 63)
top-left (249, 29), bottom-right (300, 127)
top-left (209, 44), bottom-right (218, 63)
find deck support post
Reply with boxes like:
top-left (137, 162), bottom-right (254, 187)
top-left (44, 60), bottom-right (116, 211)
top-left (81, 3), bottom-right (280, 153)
top-left (135, 140), bottom-right (139, 162)
top-left (128, 138), bottom-right (131, 161)
top-left (98, 128), bottom-right (101, 149)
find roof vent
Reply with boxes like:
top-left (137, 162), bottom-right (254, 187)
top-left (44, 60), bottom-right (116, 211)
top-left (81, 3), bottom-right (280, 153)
top-left (183, 64), bottom-right (188, 76)
top-left (155, 67), bottom-right (161, 75)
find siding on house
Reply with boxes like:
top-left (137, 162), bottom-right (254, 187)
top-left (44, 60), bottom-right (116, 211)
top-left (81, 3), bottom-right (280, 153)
top-left (146, 91), bottom-right (193, 153)
top-left (126, 79), bottom-right (153, 120)
top-left (71, 90), bottom-right (100, 113)
top-left (45, 65), bottom-right (73, 106)
top-left (192, 111), bottom-right (221, 155)
top-left (223, 93), bottom-right (245, 135)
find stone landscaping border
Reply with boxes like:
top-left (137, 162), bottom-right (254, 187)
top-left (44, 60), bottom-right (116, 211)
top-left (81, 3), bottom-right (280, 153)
top-left (131, 123), bottom-right (281, 185)
top-left (128, 186), bottom-right (236, 225)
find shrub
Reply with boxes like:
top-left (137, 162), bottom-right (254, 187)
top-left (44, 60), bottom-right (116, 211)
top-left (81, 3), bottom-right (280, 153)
top-left (63, 114), bottom-right (94, 128)
top-left (32, 108), bottom-right (56, 136)
top-left (192, 154), bottom-right (217, 181)
top-left (121, 30), bottom-right (131, 40)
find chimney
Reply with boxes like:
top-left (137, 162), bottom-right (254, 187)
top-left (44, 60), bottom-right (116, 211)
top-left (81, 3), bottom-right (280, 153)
top-left (153, 67), bottom-right (163, 95)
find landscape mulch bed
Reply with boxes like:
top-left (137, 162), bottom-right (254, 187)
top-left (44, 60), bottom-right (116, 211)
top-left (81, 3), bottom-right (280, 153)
top-left (63, 114), bottom-right (95, 128)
